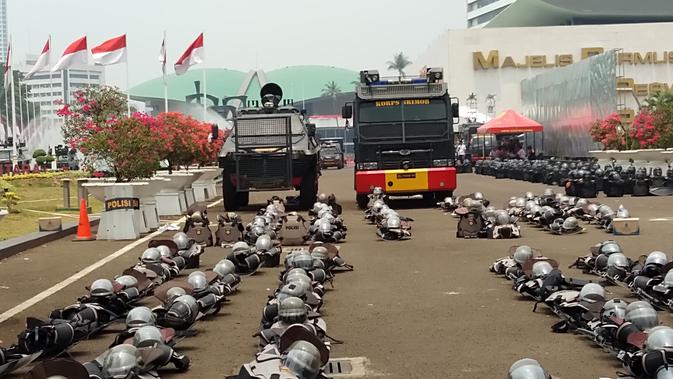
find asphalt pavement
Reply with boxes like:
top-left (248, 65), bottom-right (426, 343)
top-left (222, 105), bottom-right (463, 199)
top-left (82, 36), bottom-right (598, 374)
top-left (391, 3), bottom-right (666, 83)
top-left (1, 169), bottom-right (672, 378)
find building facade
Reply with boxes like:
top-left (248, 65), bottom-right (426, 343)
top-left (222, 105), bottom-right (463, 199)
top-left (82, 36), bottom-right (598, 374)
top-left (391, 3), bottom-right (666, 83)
top-left (415, 22), bottom-right (673, 124)
top-left (20, 55), bottom-right (105, 150)
top-left (467, 0), bottom-right (515, 28)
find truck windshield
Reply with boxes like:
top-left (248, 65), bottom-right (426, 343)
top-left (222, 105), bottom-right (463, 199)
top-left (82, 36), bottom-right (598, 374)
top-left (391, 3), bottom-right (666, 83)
top-left (358, 99), bottom-right (447, 123)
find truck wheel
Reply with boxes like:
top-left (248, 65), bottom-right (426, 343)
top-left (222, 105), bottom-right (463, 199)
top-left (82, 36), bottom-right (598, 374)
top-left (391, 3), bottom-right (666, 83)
top-left (223, 177), bottom-right (239, 211)
top-left (236, 191), bottom-right (249, 207)
top-left (434, 191), bottom-right (453, 202)
top-left (338, 161), bottom-right (344, 169)
top-left (356, 194), bottom-right (368, 209)
top-left (299, 174), bottom-right (318, 210)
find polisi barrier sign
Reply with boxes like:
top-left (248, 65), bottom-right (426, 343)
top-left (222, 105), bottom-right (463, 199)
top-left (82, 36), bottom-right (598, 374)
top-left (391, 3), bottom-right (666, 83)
top-left (105, 197), bottom-right (140, 212)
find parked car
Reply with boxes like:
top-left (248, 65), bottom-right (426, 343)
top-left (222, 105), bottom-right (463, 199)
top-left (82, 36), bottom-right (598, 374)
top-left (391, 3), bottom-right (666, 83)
top-left (319, 144), bottom-right (345, 169)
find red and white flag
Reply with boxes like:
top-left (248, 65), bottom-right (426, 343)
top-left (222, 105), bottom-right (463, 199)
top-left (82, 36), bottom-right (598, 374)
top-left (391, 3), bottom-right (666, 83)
top-left (25, 38), bottom-right (51, 79)
top-left (3, 42), bottom-right (11, 91)
top-left (174, 33), bottom-right (203, 75)
top-left (51, 36), bottom-right (88, 72)
top-left (92, 34), bottom-right (127, 66)
top-left (159, 35), bottom-right (167, 82)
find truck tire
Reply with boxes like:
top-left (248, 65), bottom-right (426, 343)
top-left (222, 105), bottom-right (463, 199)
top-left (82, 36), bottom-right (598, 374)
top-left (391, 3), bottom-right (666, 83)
top-left (223, 177), bottom-right (239, 211)
top-left (434, 191), bottom-right (453, 202)
top-left (236, 191), bottom-right (249, 207)
top-left (356, 194), bottom-right (368, 210)
top-left (299, 173), bottom-right (318, 210)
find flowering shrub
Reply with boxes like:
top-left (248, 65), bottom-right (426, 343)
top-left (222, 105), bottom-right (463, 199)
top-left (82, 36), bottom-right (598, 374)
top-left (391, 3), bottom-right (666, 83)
top-left (590, 112), bottom-right (626, 150)
top-left (156, 112), bottom-right (223, 172)
top-left (628, 109), bottom-right (660, 149)
top-left (59, 87), bottom-right (221, 181)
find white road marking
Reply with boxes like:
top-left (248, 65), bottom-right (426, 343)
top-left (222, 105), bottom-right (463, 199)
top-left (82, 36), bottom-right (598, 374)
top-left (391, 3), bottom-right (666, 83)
top-left (0, 198), bottom-right (223, 324)
top-left (650, 217), bottom-right (673, 222)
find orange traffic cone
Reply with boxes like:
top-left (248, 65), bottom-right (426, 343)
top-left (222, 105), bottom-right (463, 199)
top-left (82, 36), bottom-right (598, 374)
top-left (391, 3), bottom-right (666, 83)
top-left (74, 198), bottom-right (95, 241)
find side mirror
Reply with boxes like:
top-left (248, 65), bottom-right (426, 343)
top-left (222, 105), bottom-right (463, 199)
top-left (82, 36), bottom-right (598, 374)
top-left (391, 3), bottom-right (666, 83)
top-left (451, 103), bottom-right (460, 118)
top-left (341, 104), bottom-right (353, 119)
top-left (306, 123), bottom-right (316, 137)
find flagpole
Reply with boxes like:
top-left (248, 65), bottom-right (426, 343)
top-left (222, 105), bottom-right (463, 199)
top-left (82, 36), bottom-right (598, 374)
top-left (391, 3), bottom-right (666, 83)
top-left (9, 37), bottom-right (18, 168)
top-left (3, 88), bottom-right (9, 143)
top-left (202, 68), bottom-right (207, 121)
top-left (125, 61), bottom-right (131, 116)
top-left (17, 76), bottom-right (24, 138)
top-left (49, 70), bottom-right (54, 134)
top-left (163, 31), bottom-right (168, 113)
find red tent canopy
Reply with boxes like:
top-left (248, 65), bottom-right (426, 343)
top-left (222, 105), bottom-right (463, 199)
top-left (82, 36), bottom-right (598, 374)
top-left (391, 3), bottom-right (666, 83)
top-left (476, 109), bottom-right (543, 134)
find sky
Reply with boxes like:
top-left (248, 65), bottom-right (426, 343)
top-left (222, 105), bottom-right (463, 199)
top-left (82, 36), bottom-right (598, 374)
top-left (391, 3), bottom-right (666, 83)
top-left (8, 0), bottom-right (466, 88)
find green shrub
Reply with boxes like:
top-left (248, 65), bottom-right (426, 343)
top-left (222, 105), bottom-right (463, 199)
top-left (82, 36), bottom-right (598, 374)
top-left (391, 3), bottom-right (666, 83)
top-left (32, 149), bottom-right (47, 159)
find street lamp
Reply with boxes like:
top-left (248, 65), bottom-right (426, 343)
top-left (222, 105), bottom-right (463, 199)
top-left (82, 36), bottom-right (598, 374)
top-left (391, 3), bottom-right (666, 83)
top-left (486, 94), bottom-right (496, 116)
top-left (466, 93), bottom-right (477, 123)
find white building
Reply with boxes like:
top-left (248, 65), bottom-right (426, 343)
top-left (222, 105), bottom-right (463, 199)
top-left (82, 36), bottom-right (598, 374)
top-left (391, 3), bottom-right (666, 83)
top-left (20, 55), bottom-right (105, 150)
top-left (416, 22), bottom-right (673, 123)
top-left (467, 0), bottom-right (515, 28)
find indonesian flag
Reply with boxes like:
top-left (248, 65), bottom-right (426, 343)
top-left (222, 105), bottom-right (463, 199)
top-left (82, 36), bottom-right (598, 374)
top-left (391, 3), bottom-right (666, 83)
top-left (51, 36), bottom-right (88, 72)
top-left (3, 42), bottom-right (10, 91)
top-left (92, 34), bottom-right (127, 66)
top-left (174, 33), bottom-right (203, 75)
top-left (25, 38), bottom-right (50, 79)
top-left (159, 35), bottom-right (167, 82)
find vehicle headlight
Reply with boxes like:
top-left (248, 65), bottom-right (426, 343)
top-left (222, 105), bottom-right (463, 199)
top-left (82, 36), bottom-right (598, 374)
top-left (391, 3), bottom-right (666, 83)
top-left (433, 159), bottom-right (449, 167)
top-left (357, 162), bottom-right (378, 170)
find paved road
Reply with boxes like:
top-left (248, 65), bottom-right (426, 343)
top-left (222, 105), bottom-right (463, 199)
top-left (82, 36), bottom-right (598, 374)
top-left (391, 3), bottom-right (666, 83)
top-left (1, 169), bottom-right (672, 378)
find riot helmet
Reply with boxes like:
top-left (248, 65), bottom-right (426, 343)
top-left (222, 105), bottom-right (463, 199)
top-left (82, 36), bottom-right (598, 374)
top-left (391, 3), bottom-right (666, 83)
top-left (508, 358), bottom-right (549, 379)
top-left (126, 306), bottom-right (155, 328)
top-left (232, 241), bottom-right (251, 255)
top-left (278, 296), bottom-right (308, 324)
top-left (165, 287), bottom-right (187, 305)
top-left (156, 244), bottom-right (173, 258)
top-left (187, 273), bottom-right (208, 291)
top-left (616, 205), bottom-right (630, 218)
top-left (647, 326), bottom-right (673, 352)
top-left (284, 340), bottom-right (322, 379)
top-left (579, 283), bottom-right (605, 302)
top-left (601, 298), bottom-right (627, 322)
top-left (513, 245), bottom-right (533, 264)
top-left (600, 241), bottom-right (622, 255)
top-left (132, 325), bottom-right (163, 347)
top-left (101, 344), bottom-right (139, 379)
top-left (310, 246), bottom-right (329, 261)
top-left (532, 261), bottom-right (553, 278)
top-left (115, 275), bottom-right (138, 289)
top-left (173, 232), bottom-right (190, 250)
top-left (646, 251), bottom-right (668, 266)
top-left (141, 248), bottom-right (162, 264)
top-left (386, 215), bottom-right (402, 229)
top-left (561, 217), bottom-right (579, 232)
top-left (256, 234), bottom-right (273, 252)
top-left (213, 259), bottom-right (237, 279)
top-left (607, 253), bottom-right (629, 269)
top-left (90, 279), bottom-right (114, 297)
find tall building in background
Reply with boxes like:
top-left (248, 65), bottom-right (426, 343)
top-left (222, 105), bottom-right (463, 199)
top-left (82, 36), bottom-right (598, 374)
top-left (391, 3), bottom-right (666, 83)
top-left (0, 0), bottom-right (8, 62)
top-left (467, 0), bottom-right (515, 28)
top-left (20, 54), bottom-right (105, 149)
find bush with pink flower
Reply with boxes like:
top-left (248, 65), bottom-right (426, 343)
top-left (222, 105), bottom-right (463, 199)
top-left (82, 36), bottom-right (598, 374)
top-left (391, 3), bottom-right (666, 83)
top-left (590, 112), bottom-right (626, 150)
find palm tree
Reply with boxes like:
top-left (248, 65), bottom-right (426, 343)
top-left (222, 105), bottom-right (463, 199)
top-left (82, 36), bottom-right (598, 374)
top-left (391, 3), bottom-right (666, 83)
top-left (321, 81), bottom-right (341, 97)
top-left (387, 52), bottom-right (412, 78)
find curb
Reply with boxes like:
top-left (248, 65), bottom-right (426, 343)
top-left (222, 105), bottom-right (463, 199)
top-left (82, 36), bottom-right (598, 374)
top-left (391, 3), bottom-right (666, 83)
top-left (0, 218), bottom-right (101, 261)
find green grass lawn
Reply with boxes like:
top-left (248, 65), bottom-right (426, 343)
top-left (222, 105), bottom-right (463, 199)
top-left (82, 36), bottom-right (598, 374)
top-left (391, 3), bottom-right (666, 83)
top-left (0, 173), bottom-right (103, 241)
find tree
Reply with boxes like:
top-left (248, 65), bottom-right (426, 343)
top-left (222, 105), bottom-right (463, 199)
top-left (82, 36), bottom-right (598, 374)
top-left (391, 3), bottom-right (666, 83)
top-left (0, 66), bottom-right (41, 140)
top-left (387, 52), bottom-right (412, 78)
top-left (321, 81), bottom-right (341, 97)
top-left (643, 91), bottom-right (673, 148)
top-left (58, 86), bottom-right (163, 181)
top-left (156, 112), bottom-right (223, 172)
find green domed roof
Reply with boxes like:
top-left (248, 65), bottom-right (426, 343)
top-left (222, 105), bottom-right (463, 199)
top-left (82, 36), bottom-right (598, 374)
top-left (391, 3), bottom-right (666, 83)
top-left (131, 68), bottom-right (246, 101)
top-left (266, 65), bottom-right (358, 100)
top-left (130, 65), bottom-right (358, 102)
